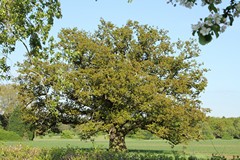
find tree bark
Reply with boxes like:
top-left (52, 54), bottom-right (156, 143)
top-left (109, 126), bottom-right (127, 151)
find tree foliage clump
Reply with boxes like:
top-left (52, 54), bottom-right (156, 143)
top-left (17, 19), bottom-right (208, 151)
top-left (0, 84), bottom-right (18, 114)
top-left (0, 84), bottom-right (19, 129)
top-left (0, 0), bottom-right (62, 79)
top-left (7, 106), bottom-right (34, 140)
top-left (0, 128), bottom-right (22, 141)
top-left (205, 117), bottom-right (240, 140)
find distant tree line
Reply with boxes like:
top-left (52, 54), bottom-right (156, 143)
top-left (127, 117), bottom-right (240, 140)
top-left (201, 117), bottom-right (240, 140)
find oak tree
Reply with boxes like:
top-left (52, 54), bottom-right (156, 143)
top-left (17, 20), bottom-right (208, 151)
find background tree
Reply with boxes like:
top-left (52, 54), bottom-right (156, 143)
top-left (17, 20), bottom-right (208, 151)
top-left (197, 117), bottom-right (240, 140)
top-left (0, 84), bottom-right (19, 128)
top-left (17, 58), bottom-right (65, 136)
top-left (7, 106), bottom-right (33, 140)
top-left (233, 118), bottom-right (240, 139)
top-left (209, 117), bottom-right (227, 138)
top-left (200, 120), bottom-right (215, 140)
top-left (208, 117), bottom-right (237, 139)
top-left (0, 0), bottom-right (62, 79)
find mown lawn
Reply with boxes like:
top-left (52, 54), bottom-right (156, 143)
top-left (3, 136), bottom-right (240, 159)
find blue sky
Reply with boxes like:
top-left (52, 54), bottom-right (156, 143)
top-left (9, 0), bottom-right (240, 117)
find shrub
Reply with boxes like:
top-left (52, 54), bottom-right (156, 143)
top-left (61, 130), bottom-right (75, 139)
top-left (222, 132), bottom-right (233, 140)
top-left (47, 131), bottom-right (56, 138)
top-left (7, 107), bottom-right (25, 137)
top-left (127, 129), bottom-right (157, 140)
top-left (188, 155), bottom-right (199, 160)
top-left (0, 145), bottom-right (195, 160)
top-left (210, 155), bottom-right (227, 160)
top-left (0, 128), bottom-right (22, 141)
top-left (0, 145), bottom-right (239, 160)
top-left (7, 106), bottom-right (33, 140)
top-left (0, 145), bottom-right (42, 160)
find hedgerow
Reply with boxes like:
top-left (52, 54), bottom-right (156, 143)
top-left (0, 128), bottom-right (22, 141)
top-left (0, 145), bottom-right (239, 160)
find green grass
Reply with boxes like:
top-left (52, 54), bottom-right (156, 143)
top-left (2, 136), bottom-right (240, 159)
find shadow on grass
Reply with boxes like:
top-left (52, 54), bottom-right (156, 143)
top-left (128, 149), bottom-right (176, 155)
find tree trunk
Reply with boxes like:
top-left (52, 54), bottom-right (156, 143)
top-left (109, 126), bottom-right (127, 151)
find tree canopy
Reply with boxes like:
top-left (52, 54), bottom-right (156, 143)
top-left (0, 0), bottom-right (62, 79)
top-left (17, 19), bottom-right (208, 151)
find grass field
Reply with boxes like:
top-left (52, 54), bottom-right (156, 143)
top-left (2, 136), bottom-right (240, 159)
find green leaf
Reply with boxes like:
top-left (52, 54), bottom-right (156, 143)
top-left (211, 24), bottom-right (220, 38)
top-left (208, 4), bottom-right (218, 13)
top-left (229, 16), bottom-right (234, 26)
top-left (198, 33), bottom-right (212, 45)
top-left (192, 30), bottom-right (197, 36)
